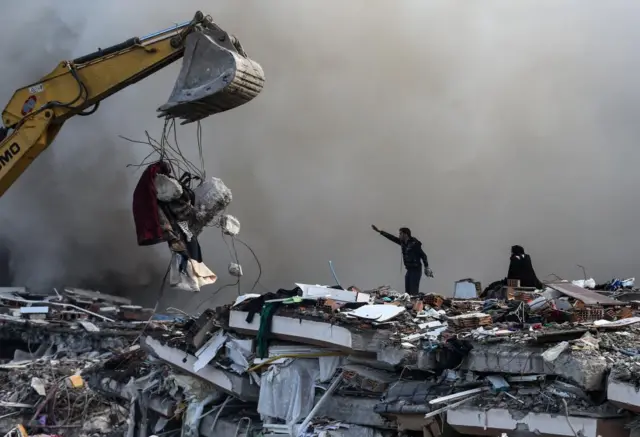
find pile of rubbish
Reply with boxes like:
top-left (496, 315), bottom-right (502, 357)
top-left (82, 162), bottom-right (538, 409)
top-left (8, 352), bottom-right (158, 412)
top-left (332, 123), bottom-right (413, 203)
top-left (6, 278), bottom-right (640, 436)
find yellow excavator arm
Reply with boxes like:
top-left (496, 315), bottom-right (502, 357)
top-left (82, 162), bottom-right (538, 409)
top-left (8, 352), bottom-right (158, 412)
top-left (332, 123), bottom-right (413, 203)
top-left (0, 11), bottom-right (264, 197)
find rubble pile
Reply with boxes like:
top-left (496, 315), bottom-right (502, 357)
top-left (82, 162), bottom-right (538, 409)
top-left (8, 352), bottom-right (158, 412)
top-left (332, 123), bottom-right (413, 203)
top-left (7, 279), bottom-right (640, 436)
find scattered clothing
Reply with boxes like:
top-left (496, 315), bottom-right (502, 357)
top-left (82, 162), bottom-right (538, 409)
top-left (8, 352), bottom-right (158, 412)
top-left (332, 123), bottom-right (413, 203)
top-left (243, 288), bottom-right (300, 323)
top-left (256, 297), bottom-right (304, 358)
top-left (256, 301), bottom-right (281, 359)
top-left (133, 161), bottom-right (171, 246)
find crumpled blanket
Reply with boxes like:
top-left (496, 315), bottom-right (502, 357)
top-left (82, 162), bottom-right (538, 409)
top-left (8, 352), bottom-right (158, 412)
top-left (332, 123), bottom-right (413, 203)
top-left (132, 161), bottom-right (171, 246)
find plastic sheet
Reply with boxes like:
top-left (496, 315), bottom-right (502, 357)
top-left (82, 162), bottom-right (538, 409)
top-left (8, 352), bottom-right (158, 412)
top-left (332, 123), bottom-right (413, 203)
top-left (318, 356), bottom-right (343, 383)
top-left (258, 359), bottom-right (320, 423)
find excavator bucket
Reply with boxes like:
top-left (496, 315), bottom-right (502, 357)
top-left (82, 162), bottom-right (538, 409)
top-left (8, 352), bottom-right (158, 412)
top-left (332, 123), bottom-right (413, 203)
top-left (158, 23), bottom-right (265, 124)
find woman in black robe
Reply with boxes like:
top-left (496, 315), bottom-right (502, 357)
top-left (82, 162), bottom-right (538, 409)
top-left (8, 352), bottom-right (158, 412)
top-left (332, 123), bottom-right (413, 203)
top-left (507, 245), bottom-right (543, 289)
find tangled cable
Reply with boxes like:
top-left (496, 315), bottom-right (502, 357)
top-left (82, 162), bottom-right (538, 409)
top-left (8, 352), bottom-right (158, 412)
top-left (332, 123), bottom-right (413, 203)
top-left (121, 118), bottom-right (206, 182)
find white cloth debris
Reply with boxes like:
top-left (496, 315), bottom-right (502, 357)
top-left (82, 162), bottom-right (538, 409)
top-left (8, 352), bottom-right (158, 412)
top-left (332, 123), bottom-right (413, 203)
top-left (571, 278), bottom-right (596, 289)
top-left (258, 359), bottom-right (320, 424)
top-left (169, 254), bottom-right (217, 292)
top-left (190, 261), bottom-right (216, 287)
top-left (154, 174), bottom-right (183, 202)
top-left (318, 356), bottom-right (344, 383)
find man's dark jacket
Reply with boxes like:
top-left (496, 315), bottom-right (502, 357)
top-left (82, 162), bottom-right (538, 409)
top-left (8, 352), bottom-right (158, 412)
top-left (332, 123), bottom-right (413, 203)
top-left (379, 231), bottom-right (429, 269)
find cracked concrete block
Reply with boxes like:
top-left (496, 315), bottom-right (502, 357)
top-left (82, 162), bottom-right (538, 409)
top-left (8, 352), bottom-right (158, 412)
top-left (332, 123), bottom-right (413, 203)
top-left (346, 355), bottom-right (398, 372)
top-left (416, 349), bottom-right (437, 371)
top-left (314, 395), bottom-right (395, 429)
top-left (607, 374), bottom-right (640, 413)
top-left (552, 351), bottom-right (607, 392)
top-left (91, 376), bottom-right (176, 417)
top-left (463, 344), bottom-right (548, 374)
top-left (342, 364), bottom-right (396, 393)
top-left (462, 343), bottom-right (606, 391)
top-left (376, 344), bottom-right (415, 368)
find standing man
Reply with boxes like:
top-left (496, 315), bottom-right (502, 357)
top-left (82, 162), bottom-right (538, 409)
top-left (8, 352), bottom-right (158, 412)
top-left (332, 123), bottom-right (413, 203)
top-left (371, 225), bottom-right (433, 296)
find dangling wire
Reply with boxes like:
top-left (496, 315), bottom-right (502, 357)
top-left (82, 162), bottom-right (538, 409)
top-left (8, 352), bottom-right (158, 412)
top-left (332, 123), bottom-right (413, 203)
top-left (122, 118), bottom-right (204, 178)
top-left (196, 121), bottom-right (206, 180)
top-left (234, 236), bottom-right (263, 292)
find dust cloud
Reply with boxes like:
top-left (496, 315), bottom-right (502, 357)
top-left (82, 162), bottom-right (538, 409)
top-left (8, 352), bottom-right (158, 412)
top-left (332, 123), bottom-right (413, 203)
top-left (0, 0), bottom-right (639, 309)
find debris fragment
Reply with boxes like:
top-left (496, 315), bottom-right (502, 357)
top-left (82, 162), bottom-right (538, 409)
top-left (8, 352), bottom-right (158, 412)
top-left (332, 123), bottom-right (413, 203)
top-left (542, 341), bottom-right (570, 362)
top-left (228, 262), bottom-right (243, 277)
top-left (29, 378), bottom-right (46, 396)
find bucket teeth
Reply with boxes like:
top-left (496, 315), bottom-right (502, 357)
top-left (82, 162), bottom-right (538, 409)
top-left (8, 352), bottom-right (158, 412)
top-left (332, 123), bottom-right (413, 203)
top-left (158, 26), bottom-right (265, 124)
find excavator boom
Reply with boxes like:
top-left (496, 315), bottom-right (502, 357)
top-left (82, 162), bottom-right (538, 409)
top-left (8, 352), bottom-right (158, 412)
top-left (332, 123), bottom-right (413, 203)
top-left (0, 11), bottom-right (264, 197)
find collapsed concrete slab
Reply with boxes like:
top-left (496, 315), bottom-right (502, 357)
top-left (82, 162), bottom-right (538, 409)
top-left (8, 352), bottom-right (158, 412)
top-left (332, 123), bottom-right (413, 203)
top-left (229, 310), bottom-right (391, 353)
top-left (416, 349), bottom-right (438, 371)
top-left (376, 344), bottom-right (416, 368)
top-left (447, 407), bottom-right (629, 437)
top-left (607, 374), bottom-right (640, 413)
top-left (141, 336), bottom-right (259, 401)
top-left (90, 376), bottom-right (176, 417)
top-left (342, 364), bottom-right (396, 393)
top-left (461, 343), bottom-right (607, 391)
top-left (314, 395), bottom-right (395, 430)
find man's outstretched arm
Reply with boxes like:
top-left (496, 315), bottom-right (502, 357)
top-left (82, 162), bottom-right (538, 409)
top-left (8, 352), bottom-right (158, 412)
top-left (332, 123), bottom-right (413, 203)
top-left (371, 225), bottom-right (401, 244)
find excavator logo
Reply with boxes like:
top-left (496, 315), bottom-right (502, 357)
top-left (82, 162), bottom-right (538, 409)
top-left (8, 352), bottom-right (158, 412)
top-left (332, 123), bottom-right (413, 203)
top-left (20, 96), bottom-right (37, 116)
top-left (0, 143), bottom-right (20, 168)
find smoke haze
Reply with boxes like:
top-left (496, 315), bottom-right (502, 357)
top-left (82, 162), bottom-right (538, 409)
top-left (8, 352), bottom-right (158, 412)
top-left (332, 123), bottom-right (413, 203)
top-left (0, 0), bottom-right (639, 309)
